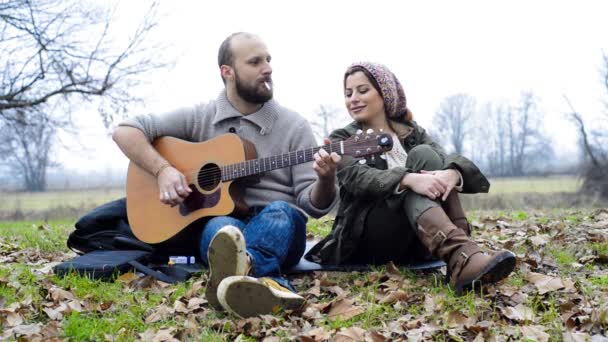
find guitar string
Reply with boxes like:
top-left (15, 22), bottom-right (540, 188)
top-left (189, 140), bottom-right (390, 188)
top-left (152, 137), bottom-right (389, 190)
top-left (190, 141), bottom-right (384, 183)
top-left (189, 138), bottom-right (388, 179)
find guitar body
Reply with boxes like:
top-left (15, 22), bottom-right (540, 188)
top-left (127, 134), bottom-right (253, 244)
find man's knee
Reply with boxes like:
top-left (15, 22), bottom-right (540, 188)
top-left (265, 201), bottom-right (294, 214)
top-left (205, 216), bottom-right (240, 231)
top-left (407, 145), bottom-right (443, 171)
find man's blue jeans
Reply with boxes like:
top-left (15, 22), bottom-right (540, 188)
top-left (199, 201), bottom-right (307, 284)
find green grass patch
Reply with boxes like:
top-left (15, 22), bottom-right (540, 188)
top-left (546, 247), bottom-right (577, 272)
top-left (592, 242), bottom-right (608, 255)
top-left (63, 310), bottom-right (149, 341)
top-left (589, 275), bottom-right (608, 289)
top-left (0, 220), bottom-right (73, 252)
top-left (307, 218), bottom-right (333, 237)
top-left (512, 211), bottom-right (528, 221)
top-left (0, 265), bottom-right (45, 308)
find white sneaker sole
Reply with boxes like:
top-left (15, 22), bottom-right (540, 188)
top-left (217, 276), bottom-right (305, 318)
top-left (205, 225), bottom-right (248, 311)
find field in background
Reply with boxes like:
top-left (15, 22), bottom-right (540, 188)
top-left (487, 175), bottom-right (581, 193)
top-left (0, 175), bottom-right (603, 222)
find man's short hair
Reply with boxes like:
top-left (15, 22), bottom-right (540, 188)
top-left (219, 32), bottom-right (259, 67)
top-left (218, 32), bottom-right (255, 83)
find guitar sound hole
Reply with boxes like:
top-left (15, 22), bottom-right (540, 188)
top-left (198, 163), bottom-right (221, 191)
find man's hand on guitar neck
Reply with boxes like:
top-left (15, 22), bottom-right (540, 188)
top-left (157, 165), bottom-right (192, 207)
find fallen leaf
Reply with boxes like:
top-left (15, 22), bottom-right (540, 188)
top-left (521, 325), bottom-right (551, 342)
top-left (369, 330), bottom-right (390, 342)
top-left (447, 310), bottom-right (469, 328)
top-left (35, 262), bottom-right (61, 275)
top-left (140, 327), bottom-right (179, 342)
top-left (185, 281), bottom-right (204, 298)
top-left (11, 323), bottom-right (42, 336)
top-left (187, 297), bottom-right (205, 310)
top-left (49, 287), bottom-right (76, 302)
top-left (173, 300), bottom-right (188, 314)
top-left (3, 311), bottom-right (23, 327)
top-left (301, 327), bottom-right (332, 341)
top-left (501, 304), bottom-right (534, 322)
top-left (526, 272), bottom-right (564, 294)
top-left (563, 331), bottom-right (591, 342)
top-left (327, 285), bottom-right (348, 298)
top-left (386, 261), bottom-right (400, 275)
top-left (116, 272), bottom-right (140, 283)
top-left (327, 299), bottom-right (364, 321)
top-left (378, 290), bottom-right (408, 305)
top-left (145, 305), bottom-right (174, 324)
top-left (530, 234), bottom-right (550, 247)
top-left (334, 326), bottom-right (366, 341)
top-left (43, 307), bottom-right (63, 320)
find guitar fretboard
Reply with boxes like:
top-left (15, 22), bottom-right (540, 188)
top-left (221, 142), bottom-right (342, 181)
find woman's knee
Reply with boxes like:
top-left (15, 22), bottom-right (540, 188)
top-left (407, 145), bottom-right (443, 171)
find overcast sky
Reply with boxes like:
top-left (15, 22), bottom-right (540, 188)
top-left (58, 0), bottom-right (608, 172)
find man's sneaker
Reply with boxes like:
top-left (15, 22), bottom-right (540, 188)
top-left (217, 276), bottom-right (305, 318)
top-left (205, 225), bottom-right (249, 310)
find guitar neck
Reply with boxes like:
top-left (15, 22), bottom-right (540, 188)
top-left (221, 142), bottom-right (343, 181)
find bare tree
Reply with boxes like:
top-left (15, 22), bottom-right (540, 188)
top-left (505, 91), bottom-right (554, 176)
top-left (477, 102), bottom-right (509, 176)
top-left (563, 53), bottom-right (608, 199)
top-left (310, 105), bottom-right (343, 142)
top-left (0, 0), bottom-right (167, 125)
top-left (0, 109), bottom-right (56, 191)
top-left (0, 0), bottom-right (169, 191)
top-left (432, 93), bottom-right (476, 155)
top-left (474, 93), bottom-right (553, 177)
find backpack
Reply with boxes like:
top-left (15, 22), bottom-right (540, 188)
top-left (58, 198), bottom-right (204, 282)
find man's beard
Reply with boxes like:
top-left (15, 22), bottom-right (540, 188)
top-left (235, 71), bottom-right (273, 104)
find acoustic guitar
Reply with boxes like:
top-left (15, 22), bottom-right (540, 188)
top-left (127, 130), bottom-right (393, 243)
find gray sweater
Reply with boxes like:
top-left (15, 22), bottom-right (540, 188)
top-left (119, 90), bottom-right (337, 218)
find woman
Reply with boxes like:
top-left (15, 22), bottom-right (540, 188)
top-left (306, 62), bottom-right (515, 293)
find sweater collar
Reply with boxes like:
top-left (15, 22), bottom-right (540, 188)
top-left (213, 90), bottom-right (279, 135)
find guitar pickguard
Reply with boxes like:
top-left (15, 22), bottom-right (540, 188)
top-left (179, 184), bottom-right (221, 216)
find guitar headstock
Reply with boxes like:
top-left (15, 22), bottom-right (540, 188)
top-left (342, 129), bottom-right (393, 158)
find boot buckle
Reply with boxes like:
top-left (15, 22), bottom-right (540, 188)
top-left (432, 231), bottom-right (447, 244)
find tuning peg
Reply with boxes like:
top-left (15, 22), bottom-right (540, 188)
top-left (366, 128), bottom-right (374, 134)
top-left (379, 128), bottom-right (384, 132)
top-left (370, 155), bottom-right (375, 162)
top-left (358, 159), bottom-right (366, 164)
top-left (356, 129), bottom-right (363, 135)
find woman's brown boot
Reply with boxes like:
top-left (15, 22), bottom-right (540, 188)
top-left (416, 207), bottom-right (516, 294)
top-left (442, 192), bottom-right (472, 236)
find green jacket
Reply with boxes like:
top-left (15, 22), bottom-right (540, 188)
top-left (305, 119), bottom-right (490, 265)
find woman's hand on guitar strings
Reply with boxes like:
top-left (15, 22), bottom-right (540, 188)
top-left (313, 138), bottom-right (341, 181)
top-left (157, 166), bottom-right (192, 207)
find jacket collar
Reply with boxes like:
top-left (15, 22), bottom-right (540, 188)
top-left (213, 90), bottom-right (279, 135)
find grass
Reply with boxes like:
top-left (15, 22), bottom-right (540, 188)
top-left (0, 188), bottom-right (124, 212)
top-left (0, 220), bottom-right (73, 252)
top-left (0, 180), bottom-right (607, 340)
top-left (487, 175), bottom-right (581, 194)
top-left (592, 242), bottom-right (608, 255)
